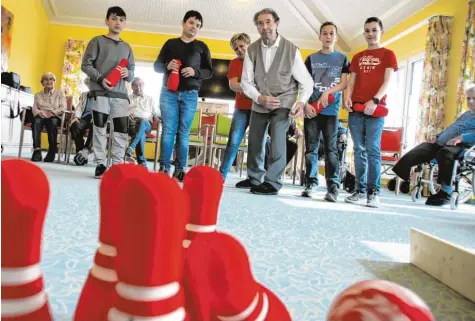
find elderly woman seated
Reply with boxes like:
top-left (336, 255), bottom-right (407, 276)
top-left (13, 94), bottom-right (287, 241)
top-left (31, 72), bottom-right (66, 162)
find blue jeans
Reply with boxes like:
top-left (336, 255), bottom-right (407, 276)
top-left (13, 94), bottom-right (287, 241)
top-left (348, 112), bottom-right (385, 194)
top-left (219, 109), bottom-right (252, 179)
top-left (159, 87), bottom-right (198, 171)
top-left (128, 118), bottom-right (152, 164)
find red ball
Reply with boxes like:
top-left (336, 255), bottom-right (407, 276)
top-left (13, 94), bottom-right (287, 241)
top-left (327, 280), bottom-right (434, 321)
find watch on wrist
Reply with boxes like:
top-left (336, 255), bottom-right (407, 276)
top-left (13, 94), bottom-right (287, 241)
top-left (372, 97), bottom-right (380, 104)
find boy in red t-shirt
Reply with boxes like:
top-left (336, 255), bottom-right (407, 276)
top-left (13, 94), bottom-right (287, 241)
top-left (219, 33), bottom-right (253, 180)
top-left (344, 17), bottom-right (398, 208)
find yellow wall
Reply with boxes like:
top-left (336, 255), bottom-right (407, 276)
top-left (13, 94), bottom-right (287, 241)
top-left (346, 0), bottom-right (469, 126)
top-left (2, 0), bottom-right (50, 93)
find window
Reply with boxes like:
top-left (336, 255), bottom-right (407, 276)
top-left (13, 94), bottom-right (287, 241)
top-left (385, 66), bottom-right (407, 127)
top-left (381, 54), bottom-right (425, 151)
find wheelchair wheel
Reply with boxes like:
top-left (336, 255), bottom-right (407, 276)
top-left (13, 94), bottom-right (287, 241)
top-left (450, 192), bottom-right (459, 210)
top-left (399, 181), bottom-right (410, 194)
top-left (428, 164), bottom-right (441, 195)
top-left (458, 175), bottom-right (473, 205)
top-left (411, 187), bottom-right (422, 202)
top-left (473, 172), bottom-right (475, 196)
top-left (387, 178), bottom-right (396, 191)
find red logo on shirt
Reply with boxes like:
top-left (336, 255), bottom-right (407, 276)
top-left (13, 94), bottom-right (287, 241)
top-left (359, 55), bottom-right (381, 73)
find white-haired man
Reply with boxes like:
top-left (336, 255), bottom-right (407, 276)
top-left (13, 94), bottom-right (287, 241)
top-left (393, 84), bottom-right (475, 206)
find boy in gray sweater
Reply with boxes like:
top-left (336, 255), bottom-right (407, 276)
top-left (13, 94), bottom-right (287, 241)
top-left (81, 6), bottom-right (135, 178)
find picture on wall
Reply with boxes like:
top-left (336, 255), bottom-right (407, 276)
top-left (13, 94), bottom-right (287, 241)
top-left (1, 5), bottom-right (15, 72)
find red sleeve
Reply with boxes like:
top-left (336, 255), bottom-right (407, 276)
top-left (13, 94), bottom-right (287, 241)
top-left (227, 59), bottom-right (241, 80)
top-left (385, 49), bottom-right (398, 71)
top-left (349, 53), bottom-right (360, 73)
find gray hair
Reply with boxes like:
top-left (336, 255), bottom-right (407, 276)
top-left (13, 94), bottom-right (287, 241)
top-left (253, 8), bottom-right (280, 26)
top-left (40, 72), bottom-right (56, 83)
top-left (132, 77), bottom-right (143, 86)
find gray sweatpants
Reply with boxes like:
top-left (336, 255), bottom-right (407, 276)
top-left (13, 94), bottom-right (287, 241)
top-left (92, 96), bottom-right (129, 165)
top-left (247, 108), bottom-right (290, 190)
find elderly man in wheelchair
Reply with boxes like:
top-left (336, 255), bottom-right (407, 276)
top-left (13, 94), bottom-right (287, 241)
top-left (392, 84), bottom-right (475, 207)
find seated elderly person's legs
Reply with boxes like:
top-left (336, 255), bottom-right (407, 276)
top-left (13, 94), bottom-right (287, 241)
top-left (31, 116), bottom-right (46, 161)
top-left (71, 115), bottom-right (93, 166)
top-left (126, 117), bottom-right (151, 168)
top-left (392, 142), bottom-right (440, 182)
top-left (428, 145), bottom-right (466, 205)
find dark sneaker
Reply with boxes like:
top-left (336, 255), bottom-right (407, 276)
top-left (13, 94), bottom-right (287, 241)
top-left (173, 169), bottom-right (185, 182)
top-left (324, 184), bottom-right (339, 202)
top-left (235, 179), bottom-right (256, 189)
top-left (74, 152), bottom-right (88, 166)
top-left (158, 164), bottom-right (168, 173)
top-left (95, 164), bottom-right (107, 179)
top-left (31, 149), bottom-right (42, 162)
top-left (366, 191), bottom-right (380, 208)
top-left (345, 191), bottom-right (366, 204)
top-left (426, 190), bottom-right (450, 206)
top-left (301, 183), bottom-right (318, 198)
top-left (43, 151), bottom-right (55, 162)
top-left (250, 182), bottom-right (278, 195)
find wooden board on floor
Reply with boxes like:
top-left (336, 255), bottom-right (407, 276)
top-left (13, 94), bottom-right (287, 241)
top-left (410, 228), bottom-right (475, 303)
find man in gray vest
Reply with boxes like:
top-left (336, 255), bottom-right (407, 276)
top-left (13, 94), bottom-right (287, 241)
top-left (236, 8), bottom-right (313, 195)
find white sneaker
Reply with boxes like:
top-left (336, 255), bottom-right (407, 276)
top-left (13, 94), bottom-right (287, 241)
top-left (366, 192), bottom-right (380, 208)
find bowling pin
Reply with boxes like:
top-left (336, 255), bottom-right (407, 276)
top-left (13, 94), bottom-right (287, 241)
top-left (108, 172), bottom-right (189, 321)
top-left (1, 159), bottom-right (52, 321)
top-left (74, 164), bottom-right (147, 321)
top-left (184, 232), bottom-right (291, 321)
top-left (182, 166), bottom-right (223, 248)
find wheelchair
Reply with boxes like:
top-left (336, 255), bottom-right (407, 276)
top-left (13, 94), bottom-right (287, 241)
top-left (411, 145), bottom-right (475, 210)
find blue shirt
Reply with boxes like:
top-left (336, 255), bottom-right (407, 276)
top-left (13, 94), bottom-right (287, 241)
top-left (81, 98), bottom-right (93, 119)
top-left (436, 110), bottom-right (475, 146)
top-left (304, 51), bottom-right (350, 116)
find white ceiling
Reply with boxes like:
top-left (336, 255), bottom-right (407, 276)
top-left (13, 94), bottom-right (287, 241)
top-left (43, 0), bottom-right (435, 52)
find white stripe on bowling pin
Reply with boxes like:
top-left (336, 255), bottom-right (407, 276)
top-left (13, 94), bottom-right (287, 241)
top-left (1, 290), bottom-right (48, 317)
top-left (1, 264), bottom-right (42, 285)
top-left (89, 243), bottom-right (118, 282)
top-left (183, 224), bottom-right (217, 248)
top-left (109, 282), bottom-right (184, 321)
top-left (98, 243), bottom-right (117, 257)
top-left (116, 282), bottom-right (180, 301)
top-left (217, 292), bottom-right (269, 321)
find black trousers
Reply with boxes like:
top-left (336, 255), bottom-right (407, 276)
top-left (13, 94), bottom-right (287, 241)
top-left (70, 115), bottom-right (93, 151)
top-left (304, 114), bottom-right (339, 186)
top-left (32, 116), bottom-right (61, 152)
top-left (392, 142), bottom-right (466, 187)
top-left (264, 138), bottom-right (298, 170)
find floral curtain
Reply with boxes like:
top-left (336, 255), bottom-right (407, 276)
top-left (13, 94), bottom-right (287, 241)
top-left (416, 16), bottom-right (453, 144)
top-left (456, 0), bottom-right (475, 116)
top-left (60, 39), bottom-right (85, 107)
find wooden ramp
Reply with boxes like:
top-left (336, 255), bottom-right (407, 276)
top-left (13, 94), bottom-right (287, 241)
top-left (410, 228), bottom-right (475, 303)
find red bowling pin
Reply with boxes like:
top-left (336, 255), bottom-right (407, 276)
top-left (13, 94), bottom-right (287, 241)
top-left (1, 159), bottom-right (52, 321)
top-left (167, 59), bottom-right (182, 92)
top-left (182, 166), bottom-right (223, 248)
top-left (352, 103), bottom-right (388, 117)
top-left (310, 93), bottom-right (335, 114)
top-left (108, 172), bottom-right (190, 321)
top-left (106, 58), bottom-right (128, 88)
top-left (73, 164), bottom-right (147, 321)
top-left (184, 232), bottom-right (292, 321)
